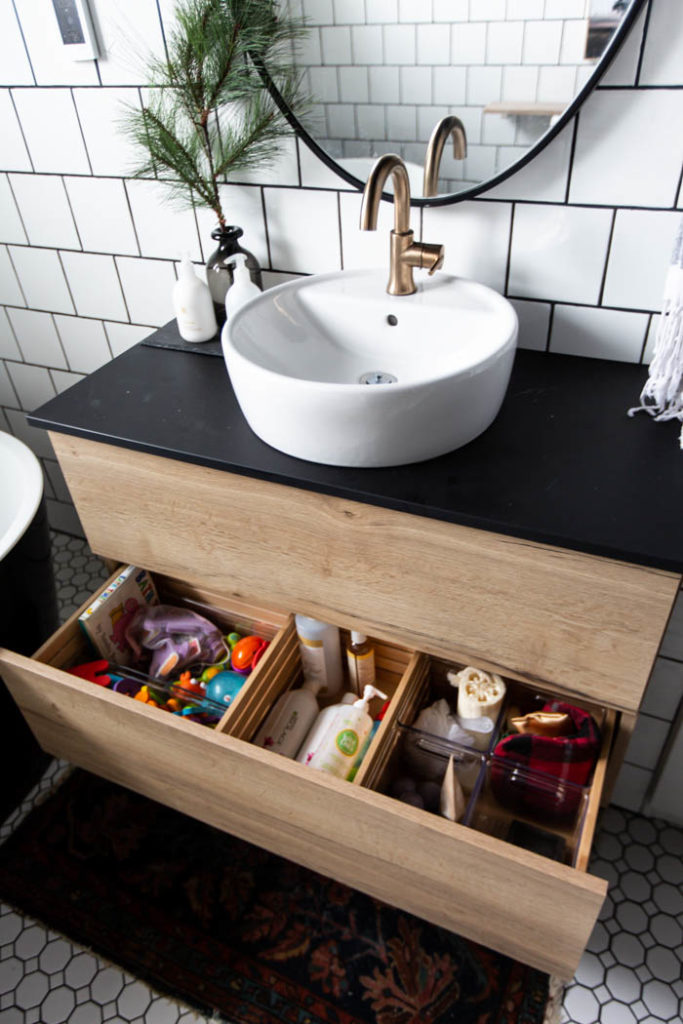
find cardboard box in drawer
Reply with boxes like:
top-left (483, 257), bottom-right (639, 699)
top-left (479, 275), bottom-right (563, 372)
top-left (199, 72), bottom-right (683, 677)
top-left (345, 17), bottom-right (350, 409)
top-left (78, 565), bottom-right (158, 664)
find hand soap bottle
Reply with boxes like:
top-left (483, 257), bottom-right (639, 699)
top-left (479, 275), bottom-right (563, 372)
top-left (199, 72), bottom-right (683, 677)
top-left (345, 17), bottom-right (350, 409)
top-left (252, 678), bottom-right (322, 758)
top-left (296, 691), bottom-right (356, 765)
top-left (173, 255), bottom-right (217, 342)
top-left (225, 252), bottom-right (261, 319)
top-left (294, 614), bottom-right (343, 697)
top-left (307, 684), bottom-right (388, 779)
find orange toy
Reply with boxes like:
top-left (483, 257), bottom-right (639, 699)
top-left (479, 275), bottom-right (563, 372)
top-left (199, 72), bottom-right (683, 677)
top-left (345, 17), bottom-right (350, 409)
top-left (231, 635), bottom-right (268, 674)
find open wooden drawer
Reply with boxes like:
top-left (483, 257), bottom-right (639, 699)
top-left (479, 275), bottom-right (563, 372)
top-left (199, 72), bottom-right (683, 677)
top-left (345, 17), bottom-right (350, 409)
top-left (1, 567), bottom-right (618, 980)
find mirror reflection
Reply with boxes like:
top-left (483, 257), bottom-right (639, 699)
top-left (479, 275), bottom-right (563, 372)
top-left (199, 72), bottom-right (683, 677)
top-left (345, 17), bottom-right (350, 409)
top-left (287, 0), bottom-right (636, 199)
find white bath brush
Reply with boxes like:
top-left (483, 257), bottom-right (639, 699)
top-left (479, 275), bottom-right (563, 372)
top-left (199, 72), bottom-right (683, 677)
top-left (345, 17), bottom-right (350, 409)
top-left (629, 215), bottom-right (683, 449)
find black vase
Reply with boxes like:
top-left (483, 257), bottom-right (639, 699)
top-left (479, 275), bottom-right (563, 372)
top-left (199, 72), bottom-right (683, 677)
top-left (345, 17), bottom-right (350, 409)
top-left (206, 225), bottom-right (263, 322)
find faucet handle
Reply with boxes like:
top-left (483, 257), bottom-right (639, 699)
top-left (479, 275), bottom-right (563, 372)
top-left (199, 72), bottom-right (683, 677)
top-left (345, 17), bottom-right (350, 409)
top-left (422, 243), bottom-right (445, 276)
top-left (404, 241), bottom-right (445, 276)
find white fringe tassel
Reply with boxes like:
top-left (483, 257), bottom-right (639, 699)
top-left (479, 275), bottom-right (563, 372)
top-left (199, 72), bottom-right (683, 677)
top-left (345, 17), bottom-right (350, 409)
top-left (628, 218), bottom-right (683, 449)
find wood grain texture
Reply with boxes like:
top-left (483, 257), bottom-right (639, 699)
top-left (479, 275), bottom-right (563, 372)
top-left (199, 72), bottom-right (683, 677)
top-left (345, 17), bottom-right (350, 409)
top-left (0, 647), bottom-right (607, 979)
top-left (50, 434), bottom-right (680, 713)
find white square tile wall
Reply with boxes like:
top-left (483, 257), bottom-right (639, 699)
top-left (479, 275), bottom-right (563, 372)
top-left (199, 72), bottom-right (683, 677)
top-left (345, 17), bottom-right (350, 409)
top-left (12, 90), bottom-right (90, 175)
top-left (7, 308), bottom-right (67, 368)
top-left (64, 177), bottom-right (139, 257)
top-left (9, 246), bottom-right (74, 314)
top-left (10, 174), bottom-right (80, 250)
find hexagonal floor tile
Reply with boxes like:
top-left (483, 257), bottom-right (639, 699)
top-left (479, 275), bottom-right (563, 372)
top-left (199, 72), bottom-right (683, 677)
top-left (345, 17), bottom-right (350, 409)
top-left (117, 980), bottom-right (152, 1020)
top-left (641, 978), bottom-right (679, 1020)
top-left (40, 985), bottom-right (76, 1024)
top-left (645, 945), bottom-right (682, 984)
top-left (563, 985), bottom-right (601, 1024)
top-left (64, 953), bottom-right (98, 990)
top-left (39, 939), bottom-right (73, 976)
top-left (14, 926), bottom-right (47, 961)
top-left (15, 970), bottom-right (49, 1010)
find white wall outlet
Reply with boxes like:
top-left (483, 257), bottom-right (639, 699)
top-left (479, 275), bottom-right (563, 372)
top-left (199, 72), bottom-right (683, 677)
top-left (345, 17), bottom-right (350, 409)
top-left (51, 0), bottom-right (99, 61)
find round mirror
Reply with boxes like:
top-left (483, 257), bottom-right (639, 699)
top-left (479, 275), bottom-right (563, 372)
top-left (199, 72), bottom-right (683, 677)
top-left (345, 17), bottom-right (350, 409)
top-left (271, 0), bottom-right (645, 204)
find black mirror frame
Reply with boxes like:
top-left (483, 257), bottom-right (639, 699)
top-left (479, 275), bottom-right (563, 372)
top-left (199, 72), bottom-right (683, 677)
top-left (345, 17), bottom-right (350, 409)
top-left (259, 0), bottom-right (648, 207)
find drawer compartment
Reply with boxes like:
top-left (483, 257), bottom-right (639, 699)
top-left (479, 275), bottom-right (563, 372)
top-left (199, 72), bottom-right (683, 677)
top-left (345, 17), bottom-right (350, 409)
top-left (245, 624), bottom-right (421, 779)
top-left (0, 576), bottom-right (610, 980)
top-left (356, 654), bottom-right (614, 878)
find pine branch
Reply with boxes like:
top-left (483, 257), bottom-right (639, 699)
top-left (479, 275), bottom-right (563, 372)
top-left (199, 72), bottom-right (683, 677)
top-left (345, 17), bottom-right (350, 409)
top-left (119, 0), bottom-right (310, 227)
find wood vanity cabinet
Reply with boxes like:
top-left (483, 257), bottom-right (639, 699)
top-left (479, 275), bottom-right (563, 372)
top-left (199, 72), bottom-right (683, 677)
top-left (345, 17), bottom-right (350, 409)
top-left (0, 432), bottom-right (679, 981)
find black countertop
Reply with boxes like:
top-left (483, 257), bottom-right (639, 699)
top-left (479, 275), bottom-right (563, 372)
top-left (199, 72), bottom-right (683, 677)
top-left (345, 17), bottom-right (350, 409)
top-left (28, 325), bottom-right (683, 573)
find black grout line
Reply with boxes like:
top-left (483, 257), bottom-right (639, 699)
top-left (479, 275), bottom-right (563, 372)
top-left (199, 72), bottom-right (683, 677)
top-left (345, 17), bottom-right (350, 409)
top-left (635, 0), bottom-right (654, 88)
top-left (112, 256), bottom-right (132, 323)
top-left (564, 111), bottom-right (580, 205)
top-left (49, 312), bottom-right (72, 373)
top-left (503, 202), bottom-right (515, 297)
top-left (639, 312), bottom-right (654, 364)
top-left (60, 176), bottom-right (85, 252)
top-left (545, 303), bottom-right (555, 354)
top-left (69, 88), bottom-right (94, 177)
top-left (4, 173), bottom-right (30, 244)
top-left (7, 90), bottom-right (35, 174)
top-left (674, 161), bottom-right (683, 210)
top-left (55, 250), bottom-right (77, 315)
top-left (597, 208), bottom-right (618, 307)
top-left (260, 186), bottom-right (273, 271)
top-left (337, 191), bottom-right (344, 270)
top-left (1, 357), bottom-right (21, 408)
top-left (4, 245), bottom-right (28, 307)
top-left (9, 0), bottom-right (36, 87)
top-left (121, 180), bottom-right (143, 258)
top-left (155, 0), bottom-right (170, 62)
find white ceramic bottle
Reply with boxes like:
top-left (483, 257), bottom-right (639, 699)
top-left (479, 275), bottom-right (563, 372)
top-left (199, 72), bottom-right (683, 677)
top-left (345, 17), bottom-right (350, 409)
top-left (173, 255), bottom-right (217, 342)
top-left (294, 614), bottom-right (343, 697)
top-left (306, 684), bottom-right (388, 779)
top-left (252, 678), bottom-right (322, 758)
top-left (296, 692), bottom-right (356, 765)
top-left (225, 252), bottom-right (261, 319)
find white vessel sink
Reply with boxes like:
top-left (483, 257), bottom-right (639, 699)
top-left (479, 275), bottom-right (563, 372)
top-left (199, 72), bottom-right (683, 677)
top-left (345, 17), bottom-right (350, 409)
top-left (221, 269), bottom-right (518, 468)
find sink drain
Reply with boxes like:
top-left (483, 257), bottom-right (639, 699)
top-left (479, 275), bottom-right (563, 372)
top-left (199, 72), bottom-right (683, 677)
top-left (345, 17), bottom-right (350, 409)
top-left (359, 371), bottom-right (397, 385)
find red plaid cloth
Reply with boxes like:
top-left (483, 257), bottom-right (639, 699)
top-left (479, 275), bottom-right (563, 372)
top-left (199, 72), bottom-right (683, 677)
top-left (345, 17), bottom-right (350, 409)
top-left (490, 702), bottom-right (602, 822)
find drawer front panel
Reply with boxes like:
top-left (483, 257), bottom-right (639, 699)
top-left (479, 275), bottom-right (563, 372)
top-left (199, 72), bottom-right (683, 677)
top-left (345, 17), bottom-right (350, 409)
top-left (0, 648), bottom-right (606, 979)
top-left (50, 433), bottom-right (680, 713)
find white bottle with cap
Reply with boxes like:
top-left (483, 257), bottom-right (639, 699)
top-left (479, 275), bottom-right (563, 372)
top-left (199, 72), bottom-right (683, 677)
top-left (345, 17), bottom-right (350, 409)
top-left (296, 692), bottom-right (356, 765)
top-left (225, 252), bottom-right (261, 319)
top-left (173, 254), bottom-right (217, 342)
top-left (306, 684), bottom-right (388, 779)
top-left (294, 614), bottom-right (343, 697)
top-left (252, 678), bottom-right (322, 759)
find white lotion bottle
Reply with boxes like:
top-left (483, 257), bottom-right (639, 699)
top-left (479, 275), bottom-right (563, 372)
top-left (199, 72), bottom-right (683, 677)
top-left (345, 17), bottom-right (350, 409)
top-left (253, 678), bottom-right (322, 758)
top-left (306, 684), bottom-right (388, 779)
top-left (296, 692), bottom-right (356, 765)
top-left (173, 255), bottom-right (217, 342)
top-left (225, 252), bottom-right (261, 319)
top-left (294, 614), bottom-right (343, 697)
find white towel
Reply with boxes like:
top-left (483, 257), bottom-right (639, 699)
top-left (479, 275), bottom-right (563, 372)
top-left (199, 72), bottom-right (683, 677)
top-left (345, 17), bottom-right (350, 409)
top-left (629, 216), bottom-right (683, 449)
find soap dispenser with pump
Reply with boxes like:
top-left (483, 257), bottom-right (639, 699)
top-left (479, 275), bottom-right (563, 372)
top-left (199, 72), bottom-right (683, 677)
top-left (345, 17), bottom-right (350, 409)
top-left (306, 684), bottom-right (388, 780)
top-left (225, 252), bottom-right (262, 319)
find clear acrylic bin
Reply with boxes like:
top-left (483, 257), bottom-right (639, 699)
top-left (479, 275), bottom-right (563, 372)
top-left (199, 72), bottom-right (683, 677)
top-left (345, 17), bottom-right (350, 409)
top-left (397, 658), bottom-right (507, 755)
top-left (467, 755), bottom-right (590, 865)
top-left (371, 723), bottom-right (485, 822)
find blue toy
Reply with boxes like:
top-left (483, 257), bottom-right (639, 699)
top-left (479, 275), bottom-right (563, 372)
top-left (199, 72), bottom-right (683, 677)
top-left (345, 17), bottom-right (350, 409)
top-left (203, 670), bottom-right (245, 708)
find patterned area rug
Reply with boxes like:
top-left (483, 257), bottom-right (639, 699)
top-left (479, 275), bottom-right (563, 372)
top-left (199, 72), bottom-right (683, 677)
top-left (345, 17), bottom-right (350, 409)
top-left (0, 770), bottom-right (554, 1024)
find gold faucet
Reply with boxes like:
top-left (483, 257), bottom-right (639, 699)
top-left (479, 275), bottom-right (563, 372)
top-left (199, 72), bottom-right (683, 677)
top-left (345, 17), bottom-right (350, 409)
top-left (360, 154), bottom-right (444, 297)
top-left (423, 115), bottom-right (467, 198)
